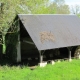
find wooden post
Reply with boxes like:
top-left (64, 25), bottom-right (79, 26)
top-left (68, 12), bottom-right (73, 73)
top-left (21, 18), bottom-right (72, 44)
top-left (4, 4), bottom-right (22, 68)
top-left (16, 41), bottom-right (21, 62)
top-left (39, 51), bottom-right (43, 63)
top-left (78, 52), bottom-right (80, 59)
top-left (16, 20), bottom-right (21, 62)
top-left (39, 50), bottom-right (47, 67)
top-left (2, 35), bottom-right (6, 54)
top-left (69, 50), bottom-right (72, 61)
top-left (68, 47), bottom-right (72, 62)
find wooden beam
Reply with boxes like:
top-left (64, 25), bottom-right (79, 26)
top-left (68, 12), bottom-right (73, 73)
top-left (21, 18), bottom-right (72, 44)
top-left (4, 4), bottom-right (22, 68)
top-left (23, 40), bottom-right (34, 45)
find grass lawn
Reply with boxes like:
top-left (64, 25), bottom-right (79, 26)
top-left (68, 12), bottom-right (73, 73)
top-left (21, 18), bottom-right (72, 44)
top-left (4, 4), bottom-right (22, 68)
top-left (0, 59), bottom-right (80, 80)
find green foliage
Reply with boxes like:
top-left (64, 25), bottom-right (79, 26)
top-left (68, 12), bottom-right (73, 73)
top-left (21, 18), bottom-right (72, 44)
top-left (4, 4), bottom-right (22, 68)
top-left (54, 0), bottom-right (65, 6)
top-left (50, 0), bottom-right (70, 14)
top-left (5, 32), bottom-right (19, 61)
top-left (0, 60), bottom-right (80, 80)
top-left (6, 32), bottom-right (18, 46)
top-left (77, 14), bottom-right (80, 17)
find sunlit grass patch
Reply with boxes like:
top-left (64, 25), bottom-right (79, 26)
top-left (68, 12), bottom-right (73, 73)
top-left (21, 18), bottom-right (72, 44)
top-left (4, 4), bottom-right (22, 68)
top-left (0, 59), bottom-right (80, 80)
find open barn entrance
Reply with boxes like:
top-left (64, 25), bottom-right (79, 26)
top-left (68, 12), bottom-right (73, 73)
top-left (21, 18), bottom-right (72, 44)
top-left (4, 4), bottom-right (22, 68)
top-left (43, 49), bottom-right (61, 61)
top-left (59, 47), bottom-right (69, 58)
top-left (71, 46), bottom-right (78, 57)
top-left (20, 21), bottom-right (39, 66)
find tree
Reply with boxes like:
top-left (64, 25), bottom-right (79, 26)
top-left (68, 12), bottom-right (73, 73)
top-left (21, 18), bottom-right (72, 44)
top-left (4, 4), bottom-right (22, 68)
top-left (49, 0), bottom-right (70, 14)
top-left (54, 0), bottom-right (65, 6)
top-left (56, 4), bottom-right (70, 14)
top-left (71, 5), bottom-right (80, 17)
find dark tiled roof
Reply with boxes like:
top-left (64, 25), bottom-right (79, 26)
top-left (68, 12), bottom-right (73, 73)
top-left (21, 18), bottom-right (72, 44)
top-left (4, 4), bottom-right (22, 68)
top-left (18, 14), bottom-right (80, 50)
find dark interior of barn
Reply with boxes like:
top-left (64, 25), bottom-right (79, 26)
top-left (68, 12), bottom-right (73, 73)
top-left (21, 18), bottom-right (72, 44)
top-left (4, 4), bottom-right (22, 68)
top-left (19, 20), bottom-right (78, 66)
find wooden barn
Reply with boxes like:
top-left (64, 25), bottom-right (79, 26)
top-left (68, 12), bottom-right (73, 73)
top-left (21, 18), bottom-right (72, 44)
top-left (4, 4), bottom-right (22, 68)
top-left (5, 14), bottom-right (80, 64)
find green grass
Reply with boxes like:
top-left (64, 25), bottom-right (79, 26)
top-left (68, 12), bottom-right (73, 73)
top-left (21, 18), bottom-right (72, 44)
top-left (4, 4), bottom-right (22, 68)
top-left (0, 59), bottom-right (80, 80)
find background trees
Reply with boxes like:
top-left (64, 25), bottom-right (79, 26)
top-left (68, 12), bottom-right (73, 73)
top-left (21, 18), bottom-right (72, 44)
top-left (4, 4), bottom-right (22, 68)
top-left (48, 0), bottom-right (70, 14)
top-left (71, 5), bottom-right (80, 17)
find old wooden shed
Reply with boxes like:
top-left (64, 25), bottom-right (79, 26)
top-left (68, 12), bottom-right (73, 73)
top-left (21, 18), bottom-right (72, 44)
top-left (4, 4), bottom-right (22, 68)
top-left (6, 14), bottom-right (80, 63)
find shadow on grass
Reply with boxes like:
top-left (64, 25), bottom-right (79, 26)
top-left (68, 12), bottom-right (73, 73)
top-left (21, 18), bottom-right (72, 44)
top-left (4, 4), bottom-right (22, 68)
top-left (0, 56), bottom-right (39, 68)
